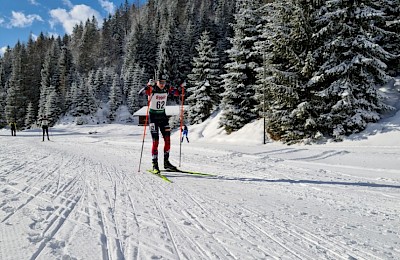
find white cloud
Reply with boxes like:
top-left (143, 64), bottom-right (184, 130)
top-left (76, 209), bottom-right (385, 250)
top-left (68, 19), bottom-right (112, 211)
top-left (29, 0), bottom-right (40, 6)
top-left (10, 11), bottom-right (43, 28)
top-left (62, 0), bottom-right (73, 8)
top-left (29, 33), bottom-right (38, 41)
top-left (99, 0), bottom-right (115, 14)
top-left (49, 5), bottom-right (102, 34)
top-left (0, 17), bottom-right (5, 26)
top-left (0, 46), bottom-right (7, 56)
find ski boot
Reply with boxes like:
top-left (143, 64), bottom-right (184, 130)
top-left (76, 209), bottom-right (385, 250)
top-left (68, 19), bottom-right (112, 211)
top-left (164, 160), bottom-right (178, 171)
top-left (152, 159), bottom-right (160, 174)
top-left (164, 152), bottom-right (178, 171)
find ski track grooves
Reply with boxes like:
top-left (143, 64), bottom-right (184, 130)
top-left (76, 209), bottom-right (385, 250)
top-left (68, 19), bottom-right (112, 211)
top-left (242, 206), bottom-right (384, 260)
top-left (172, 169), bottom-right (384, 260)
top-left (188, 189), bottom-right (323, 259)
top-left (113, 168), bottom-right (141, 260)
top-left (134, 172), bottom-right (182, 260)
top-left (172, 182), bottom-right (281, 259)
top-left (29, 189), bottom-right (82, 260)
top-left (1, 152), bottom-right (74, 224)
top-left (1, 133), bottom-right (398, 260)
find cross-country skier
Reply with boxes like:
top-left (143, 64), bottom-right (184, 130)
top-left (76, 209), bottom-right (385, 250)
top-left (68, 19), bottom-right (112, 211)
top-left (10, 121), bottom-right (17, 136)
top-left (40, 115), bottom-right (50, 141)
top-left (139, 75), bottom-right (178, 173)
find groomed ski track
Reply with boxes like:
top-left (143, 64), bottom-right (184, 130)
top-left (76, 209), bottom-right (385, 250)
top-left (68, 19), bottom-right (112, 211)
top-left (0, 124), bottom-right (399, 260)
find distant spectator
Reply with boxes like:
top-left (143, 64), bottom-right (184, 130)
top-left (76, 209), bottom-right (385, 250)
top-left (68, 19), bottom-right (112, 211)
top-left (39, 115), bottom-right (50, 141)
top-left (10, 121), bottom-right (17, 136)
top-left (181, 125), bottom-right (189, 143)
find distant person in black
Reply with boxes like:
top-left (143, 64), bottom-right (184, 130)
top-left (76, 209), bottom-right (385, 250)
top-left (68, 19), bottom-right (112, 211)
top-left (10, 121), bottom-right (17, 136)
top-left (40, 116), bottom-right (50, 141)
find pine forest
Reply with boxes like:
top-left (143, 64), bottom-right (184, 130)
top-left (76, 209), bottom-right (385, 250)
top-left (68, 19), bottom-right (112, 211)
top-left (0, 0), bottom-right (399, 143)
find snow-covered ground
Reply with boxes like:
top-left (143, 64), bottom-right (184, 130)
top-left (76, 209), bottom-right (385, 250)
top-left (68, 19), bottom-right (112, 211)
top-left (0, 111), bottom-right (399, 260)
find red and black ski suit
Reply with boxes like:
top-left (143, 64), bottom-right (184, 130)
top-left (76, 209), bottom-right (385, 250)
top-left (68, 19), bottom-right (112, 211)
top-left (140, 84), bottom-right (175, 162)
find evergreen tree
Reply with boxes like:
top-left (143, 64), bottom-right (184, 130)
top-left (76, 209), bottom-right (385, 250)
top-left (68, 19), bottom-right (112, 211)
top-left (220, 0), bottom-right (262, 133)
top-left (102, 67), bottom-right (114, 103)
top-left (110, 10), bottom-right (126, 70)
top-left (0, 75), bottom-right (6, 127)
top-left (372, 0), bottom-right (400, 75)
top-left (25, 36), bottom-right (44, 122)
top-left (39, 40), bottom-right (61, 118)
top-left (65, 80), bottom-right (78, 114)
top-left (257, 1), bottom-right (316, 142)
top-left (157, 18), bottom-right (179, 82)
top-left (24, 102), bottom-right (36, 128)
top-left (70, 78), bottom-right (97, 116)
top-left (140, 3), bottom-right (158, 76)
top-left (127, 64), bottom-right (146, 113)
top-left (108, 73), bottom-right (123, 120)
top-left (187, 31), bottom-right (221, 124)
top-left (5, 42), bottom-right (26, 126)
top-left (78, 18), bottom-right (100, 74)
top-left (58, 44), bottom-right (74, 109)
top-left (93, 68), bottom-right (105, 102)
top-left (0, 47), bottom-right (13, 128)
top-left (0, 47), bottom-right (13, 89)
top-left (307, 0), bottom-right (395, 139)
top-left (45, 86), bottom-right (63, 125)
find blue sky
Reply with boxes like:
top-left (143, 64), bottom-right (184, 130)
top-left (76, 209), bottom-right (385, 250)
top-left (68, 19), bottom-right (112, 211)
top-left (0, 0), bottom-right (145, 55)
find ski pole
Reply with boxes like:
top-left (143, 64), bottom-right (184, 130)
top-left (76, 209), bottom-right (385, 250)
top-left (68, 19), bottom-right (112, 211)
top-left (178, 82), bottom-right (186, 167)
top-left (138, 86), bottom-right (152, 172)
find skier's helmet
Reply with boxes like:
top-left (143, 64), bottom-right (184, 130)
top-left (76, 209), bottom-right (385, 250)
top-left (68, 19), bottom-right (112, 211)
top-left (157, 75), bottom-right (167, 88)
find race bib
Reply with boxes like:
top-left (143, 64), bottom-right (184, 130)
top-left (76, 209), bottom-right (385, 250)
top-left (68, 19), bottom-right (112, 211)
top-left (150, 93), bottom-right (168, 111)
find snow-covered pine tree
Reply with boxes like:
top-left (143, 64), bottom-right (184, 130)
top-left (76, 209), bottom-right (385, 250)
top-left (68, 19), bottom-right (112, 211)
top-left (127, 64), bottom-right (146, 113)
top-left (58, 44), bottom-right (74, 108)
top-left (220, 0), bottom-right (262, 133)
top-left (372, 0), bottom-right (400, 75)
top-left (108, 73), bottom-right (123, 121)
top-left (138, 0), bottom-right (159, 76)
top-left (215, 0), bottom-right (235, 68)
top-left (45, 86), bottom-right (63, 125)
top-left (71, 78), bottom-right (97, 117)
top-left (78, 18), bottom-right (100, 74)
top-left (92, 68), bottom-right (104, 103)
top-left (180, 21), bottom-right (197, 82)
top-left (24, 36), bottom-right (43, 122)
top-left (157, 18), bottom-right (179, 82)
top-left (122, 21), bottom-right (150, 85)
top-left (122, 64), bottom-right (132, 98)
top-left (87, 69), bottom-right (104, 110)
top-left (307, 0), bottom-right (395, 140)
top-left (87, 70), bottom-right (97, 96)
top-left (255, 1), bottom-right (316, 143)
top-left (24, 102), bottom-right (36, 128)
top-left (0, 48), bottom-right (12, 128)
top-left (5, 42), bottom-right (26, 126)
top-left (65, 80), bottom-right (78, 114)
top-left (0, 81), bottom-right (6, 128)
top-left (102, 67), bottom-right (114, 103)
top-left (0, 47), bottom-right (12, 90)
top-left (187, 31), bottom-right (221, 124)
top-left (39, 40), bottom-right (61, 118)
